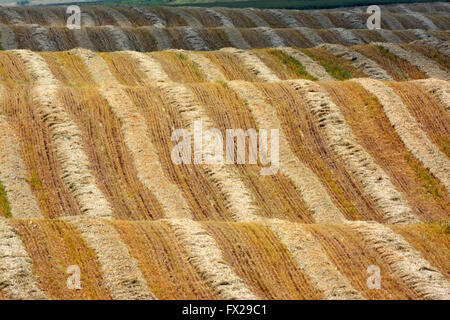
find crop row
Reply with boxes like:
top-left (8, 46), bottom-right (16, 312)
top-left (1, 23), bottom-right (449, 52)
top-left (0, 218), bottom-right (448, 299)
top-left (0, 49), bottom-right (447, 222)
top-left (0, 4), bottom-right (449, 29)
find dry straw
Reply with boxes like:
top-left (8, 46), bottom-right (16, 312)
top-left (415, 79), bottom-right (450, 113)
top-left (228, 81), bottom-right (345, 223)
top-left (374, 42), bottom-right (450, 81)
top-left (355, 78), bottom-right (450, 191)
top-left (13, 49), bottom-right (114, 219)
top-left (290, 80), bottom-right (418, 224)
top-left (319, 43), bottom-right (392, 80)
top-left (0, 115), bottom-right (42, 218)
top-left (265, 219), bottom-right (363, 299)
top-left (221, 47), bottom-right (280, 82)
top-left (167, 219), bottom-right (258, 300)
top-left (347, 220), bottom-right (450, 300)
top-left (65, 216), bottom-right (155, 300)
top-left (0, 217), bottom-right (48, 299)
top-left (75, 49), bottom-right (191, 220)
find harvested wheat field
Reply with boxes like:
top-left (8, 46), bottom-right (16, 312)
top-left (0, 2), bottom-right (448, 301)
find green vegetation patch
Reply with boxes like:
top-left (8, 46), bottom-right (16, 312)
top-left (424, 222), bottom-right (450, 235)
top-left (403, 153), bottom-right (444, 200)
top-left (27, 171), bottom-right (49, 218)
top-left (268, 49), bottom-right (317, 81)
top-left (302, 49), bottom-right (352, 80)
top-left (0, 179), bottom-right (11, 218)
top-left (175, 52), bottom-right (205, 81)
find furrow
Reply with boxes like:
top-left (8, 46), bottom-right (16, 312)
top-left (0, 217), bottom-right (47, 300)
top-left (355, 78), bottom-right (450, 191)
top-left (265, 219), bottom-right (363, 299)
top-left (306, 223), bottom-right (422, 299)
top-left (347, 220), bottom-right (450, 300)
top-left (166, 219), bottom-right (258, 299)
top-left (228, 81), bottom-right (345, 224)
top-left (0, 115), bottom-right (41, 218)
top-left (75, 49), bottom-right (191, 220)
top-left (319, 44), bottom-right (392, 80)
top-left (374, 42), bottom-right (450, 80)
top-left (56, 86), bottom-right (163, 219)
top-left (186, 82), bottom-right (314, 221)
top-left (13, 49), bottom-right (114, 219)
top-left (65, 216), bottom-right (155, 300)
top-left (221, 47), bottom-right (279, 82)
top-left (280, 47), bottom-right (333, 81)
top-left (1, 27), bottom-right (449, 52)
top-left (289, 80), bottom-right (418, 224)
